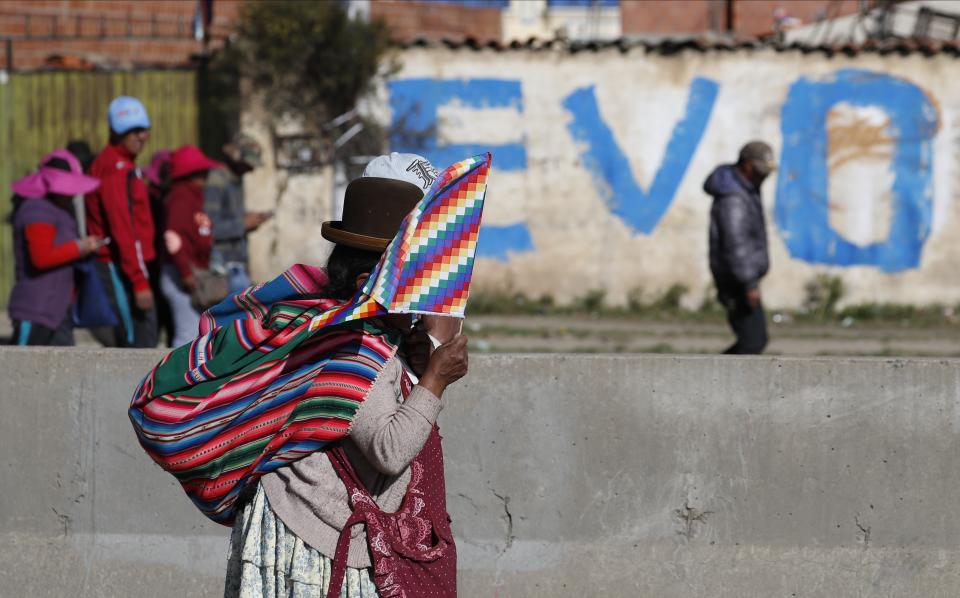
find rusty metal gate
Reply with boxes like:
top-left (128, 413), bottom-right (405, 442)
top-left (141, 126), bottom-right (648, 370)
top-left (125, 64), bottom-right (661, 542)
top-left (0, 69), bottom-right (199, 307)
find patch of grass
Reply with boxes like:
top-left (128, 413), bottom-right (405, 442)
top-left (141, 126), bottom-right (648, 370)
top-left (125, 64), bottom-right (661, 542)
top-left (466, 275), bottom-right (959, 328)
top-left (653, 284), bottom-right (688, 311)
top-left (621, 284), bottom-right (689, 317)
top-left (572, 289), bottom-right (607, 313)
top-left (467, 288), bottom-right (556, 316)
top-left (785, 304), bottom-right (957, 329)
top-left (833, 303), bottom-right (956, 328)
top-left (626, 287), bottom-right (646, 314)
top-left (467, 284), bottom-right (727, 322)
top-left (800, 274), bottom-right (845, 321)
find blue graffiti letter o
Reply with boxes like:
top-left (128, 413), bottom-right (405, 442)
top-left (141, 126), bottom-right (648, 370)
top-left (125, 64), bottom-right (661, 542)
top-left (776, 69), bottom-right (938, 272)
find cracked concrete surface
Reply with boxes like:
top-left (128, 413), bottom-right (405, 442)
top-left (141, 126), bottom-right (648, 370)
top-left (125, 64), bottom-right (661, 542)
top-left (5, 350), bottom-right (960, 596)
top-left (854, 514), bottom-right (871, 549)
top-left (675, 501), bottom-right (713, 540)
top-left (491, 490), bottom-right (515, 552)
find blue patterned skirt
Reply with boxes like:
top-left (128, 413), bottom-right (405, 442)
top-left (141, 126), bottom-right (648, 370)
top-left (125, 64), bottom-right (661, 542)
top-left (224, 484), bottom-right (381, 598)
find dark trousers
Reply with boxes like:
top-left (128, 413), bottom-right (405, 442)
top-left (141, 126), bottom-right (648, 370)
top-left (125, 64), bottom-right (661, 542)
top-left (148, 260), bottom-right (174, 347)
top-left (718, 284), bottom-right (768, 355)
top-left (91, 261), bottom-right (158, 348)
top-left (11, 315), bottom-right (75, 346)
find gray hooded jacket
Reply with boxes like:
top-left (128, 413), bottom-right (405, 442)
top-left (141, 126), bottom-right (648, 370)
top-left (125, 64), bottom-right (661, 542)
top-left (704, 165), bottom-right (769, 290)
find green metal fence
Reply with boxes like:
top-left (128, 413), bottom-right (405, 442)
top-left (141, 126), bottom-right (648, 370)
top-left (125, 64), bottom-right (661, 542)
top-left (0, 69), bottom-right (199, 307)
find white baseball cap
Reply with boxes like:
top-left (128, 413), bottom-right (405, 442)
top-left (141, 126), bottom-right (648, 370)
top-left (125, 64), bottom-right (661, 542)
top-left (108, 96), bottom-right (151, 134)
top-left (362, 152), bottom-right (439, 194)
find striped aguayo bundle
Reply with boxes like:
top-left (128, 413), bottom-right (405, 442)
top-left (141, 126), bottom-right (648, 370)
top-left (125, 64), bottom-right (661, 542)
top-left (129, 264), bottom-right (401, 525)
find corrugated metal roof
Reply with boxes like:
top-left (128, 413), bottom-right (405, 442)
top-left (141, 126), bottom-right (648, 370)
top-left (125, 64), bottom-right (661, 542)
top-left (395, 36), bottom-right (960, 56)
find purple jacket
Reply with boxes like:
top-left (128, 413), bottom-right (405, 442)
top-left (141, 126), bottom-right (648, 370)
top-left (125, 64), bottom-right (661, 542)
top-left (8, 198), bottom-right (79, 329)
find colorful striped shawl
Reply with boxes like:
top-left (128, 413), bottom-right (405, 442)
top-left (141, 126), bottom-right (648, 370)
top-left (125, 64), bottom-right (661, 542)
top-left (129, 264), bottom-right (401, 524)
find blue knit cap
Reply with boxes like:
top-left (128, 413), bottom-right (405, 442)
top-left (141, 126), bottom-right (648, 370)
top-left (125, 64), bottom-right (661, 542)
top-left (108, 96), bottom-right (151, 135)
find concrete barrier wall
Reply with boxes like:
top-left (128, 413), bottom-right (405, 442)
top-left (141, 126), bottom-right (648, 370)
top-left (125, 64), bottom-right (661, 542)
top-left (2, 347), bottom-right (960, 597)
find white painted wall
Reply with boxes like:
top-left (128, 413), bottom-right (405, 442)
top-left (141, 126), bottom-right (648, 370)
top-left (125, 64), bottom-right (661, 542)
top-left (245, 47), bottom-right (960, 310)
top-left (501, 0), bottom-right (622, 43)
top-left (241, 101), bottom-right (337, 281)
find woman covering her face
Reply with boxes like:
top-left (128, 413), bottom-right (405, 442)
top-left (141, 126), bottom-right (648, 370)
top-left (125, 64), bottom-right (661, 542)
top-left (224, 153), bottom-right (467, 598)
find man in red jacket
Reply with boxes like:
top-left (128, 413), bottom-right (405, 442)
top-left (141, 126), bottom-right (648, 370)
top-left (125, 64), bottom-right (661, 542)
top-left (85, 95), bottom-right (158, 347)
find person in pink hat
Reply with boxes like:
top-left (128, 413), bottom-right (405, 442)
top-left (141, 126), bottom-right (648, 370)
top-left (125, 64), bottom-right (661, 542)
top-left (8, 149), bottom-right (104, 345)
top-left (160, 144), bottom-right (223, 346)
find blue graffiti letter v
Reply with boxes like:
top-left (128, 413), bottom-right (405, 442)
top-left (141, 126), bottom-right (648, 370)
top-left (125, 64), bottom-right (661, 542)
top-left (563, 78), bottom-right (718, 234)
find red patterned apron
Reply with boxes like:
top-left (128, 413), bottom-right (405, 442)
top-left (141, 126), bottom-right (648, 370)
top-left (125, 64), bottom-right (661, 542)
top-left (325, 373), bottom-right (457, 598)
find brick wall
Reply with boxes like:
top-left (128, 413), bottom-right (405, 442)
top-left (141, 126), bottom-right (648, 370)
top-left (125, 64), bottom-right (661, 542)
top-left (733, 0), bottom-right (861, 38)
top-left (0, 0), bottom-right (868, 69)
top-left (621, 0), bottom-right (862, 38)
top-left (0, 0), bottom-right (243, 70)
top-left (370, 0), bottom-right (502, 43)
top-left (621, 0), bottom-right (724, 35)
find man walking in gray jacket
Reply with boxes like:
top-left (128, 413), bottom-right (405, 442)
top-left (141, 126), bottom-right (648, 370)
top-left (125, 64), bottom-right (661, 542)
top-left (703, 141), bottom-right (776, 354)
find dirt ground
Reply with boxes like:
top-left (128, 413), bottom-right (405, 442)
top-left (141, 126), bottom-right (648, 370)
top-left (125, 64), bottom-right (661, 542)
top-left (464, 315), bottom-right (960, 357)
top-left (5, 310), bottom-right (957, 357)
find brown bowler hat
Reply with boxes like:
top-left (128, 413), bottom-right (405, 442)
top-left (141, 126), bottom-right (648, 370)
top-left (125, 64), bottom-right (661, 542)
top-left (321, 177), bottom-right (423, 251)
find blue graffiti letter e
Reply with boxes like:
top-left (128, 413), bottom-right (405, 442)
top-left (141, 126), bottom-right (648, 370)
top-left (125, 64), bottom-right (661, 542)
top-left (387, 78), bottom-right (533, 260)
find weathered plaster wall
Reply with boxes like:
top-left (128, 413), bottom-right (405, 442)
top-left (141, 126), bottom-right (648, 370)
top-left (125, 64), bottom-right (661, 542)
top-left (247, 48), bottom-right (960, 310)
top-left (241, 100), bottom-right (338, 280)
